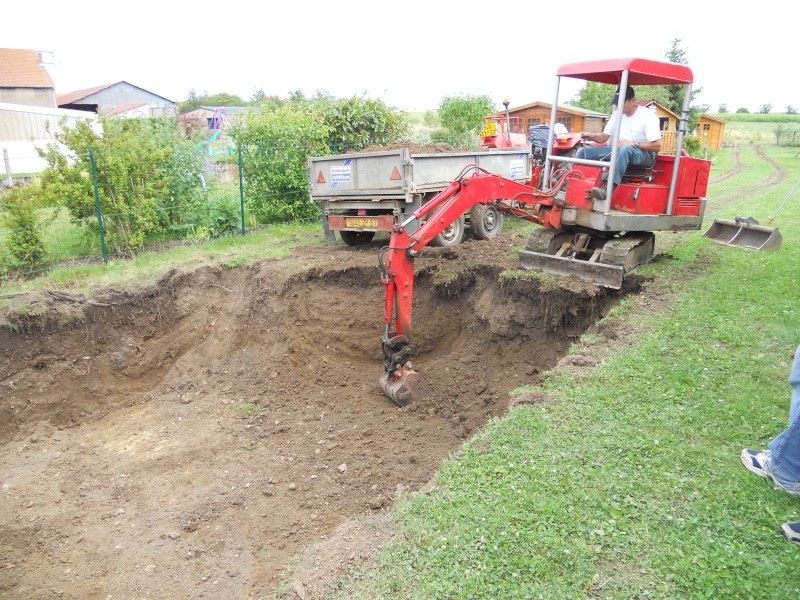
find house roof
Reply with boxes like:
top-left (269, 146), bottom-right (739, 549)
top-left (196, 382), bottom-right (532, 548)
top-left (506, 101), bottom-right (608, 118)
top-left (57, 81), bottom-right (175, 106)
top-left (0, 48), bottom-right (54, 88)
top-left (57, 83), bottom-right (120, 105)
top-left (641, 100), bottom-right (679, 119)
top-left (700, 113), bottom-right (726, 124)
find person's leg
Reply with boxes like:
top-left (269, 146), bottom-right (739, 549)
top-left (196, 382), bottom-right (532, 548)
top-left (766, 345), bottom-right (800, 488)
top-left (612, 146), bottom-right (654, 186)
top-left (576, 146), bottom-right (613, 199)
top-left (575, 146), bottom-right (613, 162)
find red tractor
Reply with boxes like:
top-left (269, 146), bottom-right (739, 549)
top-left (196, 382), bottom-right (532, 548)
top-left (378, 57), bottom-right (711, 405)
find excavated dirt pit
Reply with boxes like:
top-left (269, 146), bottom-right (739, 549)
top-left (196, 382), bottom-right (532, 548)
top-left (0, 233), bottom-right (640, 598)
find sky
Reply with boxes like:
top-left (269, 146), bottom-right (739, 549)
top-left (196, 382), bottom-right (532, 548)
top-left (5, 1), bottom-right (796, 114)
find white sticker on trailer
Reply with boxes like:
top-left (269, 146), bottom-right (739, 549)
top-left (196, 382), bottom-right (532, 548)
top-left (331, 165), bottom-right (352, 184)
top-left (509, 158), bottom-right (525, 179)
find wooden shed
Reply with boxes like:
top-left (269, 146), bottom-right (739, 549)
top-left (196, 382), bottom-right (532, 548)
top-left (698, 114), bottom-right (725, 150)
top-left (504, 102), bottom-right (608, 135)
top-left (640, 100), bottom-right (679, 153)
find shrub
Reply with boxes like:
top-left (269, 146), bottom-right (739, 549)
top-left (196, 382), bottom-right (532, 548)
top-left (2, 184), bottom-right (47, 270)
top-left (37, 116), bottom-right (206, 254)
top-left (228, 105), bottom-right (330, 224)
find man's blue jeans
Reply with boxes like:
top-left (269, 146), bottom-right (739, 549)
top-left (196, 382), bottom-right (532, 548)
top-left (767, 345), bottom-right (800, 489)
top-left (575, 145), bottom-right (656, 186)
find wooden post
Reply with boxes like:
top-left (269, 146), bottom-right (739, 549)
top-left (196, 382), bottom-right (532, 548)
top-left (3, 148), bottom-right (13, 187)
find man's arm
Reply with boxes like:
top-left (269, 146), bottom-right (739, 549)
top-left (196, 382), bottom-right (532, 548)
top-left (581, 131), bottom-right (610, 144)
top-left (637, 139), bottom-right (662, 153)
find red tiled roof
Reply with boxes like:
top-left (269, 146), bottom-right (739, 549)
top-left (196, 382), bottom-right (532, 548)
top-left (0, 48), bottom-right (54, 88)
top-left (57, 83), bottom-right (120, 105)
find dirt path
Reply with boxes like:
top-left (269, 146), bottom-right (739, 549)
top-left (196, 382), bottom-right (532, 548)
top-left (0, 230), bottom-right (635, 599)
top-left (709, 142), bottom-right (741, 184)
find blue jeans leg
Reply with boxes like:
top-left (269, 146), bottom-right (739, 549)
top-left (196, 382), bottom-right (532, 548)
top-left (575, 145), bottom-right (654, 186)
top-left (767, 345), bottom-right (800, 487)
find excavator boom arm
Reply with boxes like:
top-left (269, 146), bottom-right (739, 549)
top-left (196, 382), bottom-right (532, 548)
top-left (378, 171), bottom-right (549, 405)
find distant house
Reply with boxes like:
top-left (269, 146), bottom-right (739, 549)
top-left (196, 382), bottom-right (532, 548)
top-left (698, 114), bottom-right (726, 150)
top-left (57, 81), bottom-right (176, 117)
top-left (503, 101), bottom-right (609, 135)
top-left (1, 48), bottom-right (99, 177)
top-left (178, 106), bottom-right (254, 156)
top-left (0, 48), bottom-right (57, 108)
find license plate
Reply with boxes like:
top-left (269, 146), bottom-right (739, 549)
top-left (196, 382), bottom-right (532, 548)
top-left (344, 217), bottom-right (378, 228)
top-left (482, 121), bottom-right (497, 137)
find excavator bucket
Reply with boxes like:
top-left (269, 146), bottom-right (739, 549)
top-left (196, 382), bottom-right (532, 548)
top-left (379, 363), bottom-right (422, 407)
top-left (703, 217), bottom-right (782, 251)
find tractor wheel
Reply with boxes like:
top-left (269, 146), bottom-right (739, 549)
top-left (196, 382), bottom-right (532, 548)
top-left (470, 204), bottom-right (505, 240)
top-left (339, 230), bottom-right (375, 246)
top-left (430, 214), bottom-right (465, 247)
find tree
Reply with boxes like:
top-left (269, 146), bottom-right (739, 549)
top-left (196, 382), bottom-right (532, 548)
top-left (787, 105), bottom-right (798, 115)
top-left (250, 89), bottom-right (267, 104)
top-left (177, 91), bottom-right (247, 113)
top-left (317, 96), bottom-right (408, 152)
top-left (736, 107), bottom-right (750, 113)
top-left (662, 39), bottom-right (704, 132)
top-left (438, 95), bottom-right (495, 139)
top-left (718, 104), bottom-right (729, 114)
top-left (572, 82), bottom-right (616, 112)
top-left (760, 103), bottom-right (773, 114)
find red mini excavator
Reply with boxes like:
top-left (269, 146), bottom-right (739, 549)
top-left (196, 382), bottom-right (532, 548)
top-left (378, 58), bottom-right (711, 405)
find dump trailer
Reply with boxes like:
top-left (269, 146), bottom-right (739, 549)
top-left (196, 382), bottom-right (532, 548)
top-left (308, 148), bottom-right (531, 246)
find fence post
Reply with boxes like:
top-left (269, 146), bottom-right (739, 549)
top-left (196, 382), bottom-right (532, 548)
top-left (237, 145), bottom-right (246, 235)
top-left (89, 150), bottom-right (109, 264)
top-left (3, 148), bottom-right (13, 187)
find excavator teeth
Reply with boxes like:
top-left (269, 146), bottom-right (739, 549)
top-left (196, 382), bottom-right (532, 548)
top-left (379, 363), bottom-right (422, 407)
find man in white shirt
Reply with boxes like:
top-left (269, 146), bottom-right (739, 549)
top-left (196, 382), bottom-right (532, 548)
top-left (577, 86), bottom-right (662, 200)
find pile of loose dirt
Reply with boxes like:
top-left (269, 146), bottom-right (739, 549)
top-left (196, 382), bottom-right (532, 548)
top-left (0, 232), bottom-right (635, 598)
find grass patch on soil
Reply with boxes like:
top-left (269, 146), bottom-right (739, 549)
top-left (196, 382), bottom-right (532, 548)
top-left (331, 145), bottom-right (800, 598)
top-left (0, 222), bottom-right (326, 302)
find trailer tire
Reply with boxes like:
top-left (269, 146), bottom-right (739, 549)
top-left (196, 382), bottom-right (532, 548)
top-left (430, 215), bottom-right (465, 247)
top-left (470, 204), bottom-right (505, 240)
top-left (339, 231), bottom-right (375, 246)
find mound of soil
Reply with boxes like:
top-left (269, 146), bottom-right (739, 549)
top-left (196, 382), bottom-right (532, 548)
top-left (0, 230), bottom-right (635, 598)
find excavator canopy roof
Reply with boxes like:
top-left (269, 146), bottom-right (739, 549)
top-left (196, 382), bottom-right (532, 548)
top-left (557, 58), bottom-right (694, 85)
